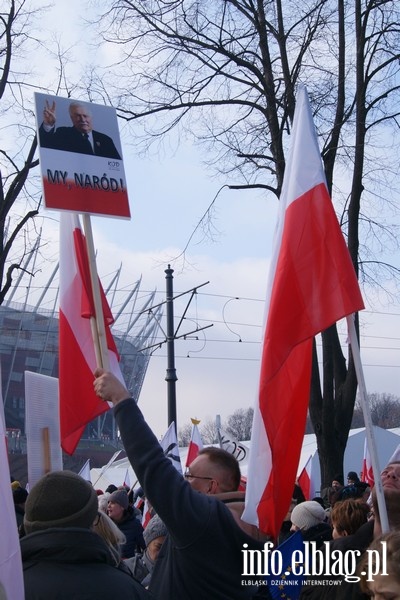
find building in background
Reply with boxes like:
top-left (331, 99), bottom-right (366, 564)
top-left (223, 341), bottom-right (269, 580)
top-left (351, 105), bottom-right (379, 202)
top-left (1, 250), bottom-right (161, 449)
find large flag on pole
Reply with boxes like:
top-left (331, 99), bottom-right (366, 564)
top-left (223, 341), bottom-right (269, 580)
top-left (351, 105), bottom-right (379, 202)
top-left (242, 85), bottom-right (364, 539)
top-left (59, 213), bottom-right (123, 455)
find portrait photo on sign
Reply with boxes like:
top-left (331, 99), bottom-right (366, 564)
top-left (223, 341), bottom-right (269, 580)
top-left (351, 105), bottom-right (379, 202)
top-left (35, 94), bottom-right (122, 160)
top-left (34, 93), bottom-right (130, 219)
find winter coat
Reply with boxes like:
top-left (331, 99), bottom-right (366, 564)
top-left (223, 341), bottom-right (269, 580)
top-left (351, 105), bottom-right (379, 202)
top-left (21, 527), bottom-right (152, 600)
top-left (117, 509), bottom-right (145, 558)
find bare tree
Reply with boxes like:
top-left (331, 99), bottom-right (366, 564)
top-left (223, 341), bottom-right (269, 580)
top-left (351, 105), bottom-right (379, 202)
top-left (200, 418), bottom-right (219, 444)
top-left (0, 0), bottom-right (44, 304)
top-left (92, 0), bottom-right (400, 487)
top-left (225, 407), bottom-right (254, 442)
top-left (178, 422), bottom-right (192, 447)
top-left (352, 393), bottom-right (400, 428)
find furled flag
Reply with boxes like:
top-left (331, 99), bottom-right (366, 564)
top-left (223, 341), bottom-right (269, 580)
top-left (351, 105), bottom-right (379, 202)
top-left (297, 455), bottom-right (313, 500)
top-left (242, 85), bottom-right (364, 539)
top-left (0, 366), bottom-right (24, 600)
top-left (185, 419), bottom-right (204, 467)
top-left (59, 213), bottom-right (124, 455)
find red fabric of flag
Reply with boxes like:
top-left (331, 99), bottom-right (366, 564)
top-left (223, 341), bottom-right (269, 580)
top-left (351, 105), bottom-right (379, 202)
top-left (59, 213), bottom-right (123, 455)
top-left (243, 85), bottom-right (364, 539)
top-left (362, 438), bottom-right (374, 488)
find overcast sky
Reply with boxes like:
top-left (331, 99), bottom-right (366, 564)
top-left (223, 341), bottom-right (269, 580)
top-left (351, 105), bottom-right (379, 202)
top-left (13, 0), bottom-right (400, 439)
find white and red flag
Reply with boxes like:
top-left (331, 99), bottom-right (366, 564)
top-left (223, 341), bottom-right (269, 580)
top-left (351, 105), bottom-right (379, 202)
top-left (59, 213), bottom-right (123, 455)
top-left (242, 85), bottom-right (364, 539)
top-left (185, 419), bottom-right (204, 467)
top-left (361, 438), bottom-right (374, 488)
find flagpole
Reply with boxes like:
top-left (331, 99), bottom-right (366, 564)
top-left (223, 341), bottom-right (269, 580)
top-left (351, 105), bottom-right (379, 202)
top-left (346, 314), bottom-right (389, 533)
top-left (91, 450), bottom-right (122, 488)
top-left (82, 213), bottom-right (110, 371)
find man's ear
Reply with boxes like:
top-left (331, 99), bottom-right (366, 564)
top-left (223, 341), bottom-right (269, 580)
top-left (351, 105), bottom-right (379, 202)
top-left (208, 478), bottom-right (219, 495)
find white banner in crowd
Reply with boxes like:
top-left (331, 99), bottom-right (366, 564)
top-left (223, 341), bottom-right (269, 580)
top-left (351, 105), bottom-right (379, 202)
top-left (0, 363), bottom-right (25, 600)
top-left (25, 371), bottom-right (63, 488)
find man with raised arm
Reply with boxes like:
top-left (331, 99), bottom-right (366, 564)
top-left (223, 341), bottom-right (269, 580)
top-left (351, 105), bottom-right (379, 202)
top-left (94, 369), bottom-right (271, 600)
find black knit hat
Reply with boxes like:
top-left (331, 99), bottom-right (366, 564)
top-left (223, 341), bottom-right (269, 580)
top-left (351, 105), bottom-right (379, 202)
top-left (347, 471), bottom-right (360, 482)
top-left (24, 470), bottom-right (98, 534)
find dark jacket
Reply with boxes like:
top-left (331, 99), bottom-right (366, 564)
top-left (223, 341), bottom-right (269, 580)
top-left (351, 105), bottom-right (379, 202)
top-left (39, 124), bottom-right (121, 159)
top-left (21, 527), bottom-right (151, 599)
top-left (114, 398), bottom-right (266, 600)
top-left (117, 509), bottom-right (146, 558)
top-left (302, 521), bottom-right (332, 547)
top-left (299, 520), bottom-right (374, 600)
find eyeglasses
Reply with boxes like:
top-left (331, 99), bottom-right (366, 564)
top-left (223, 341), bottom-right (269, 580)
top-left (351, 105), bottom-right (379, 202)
top-left (184, 470), bottom-right (213, 482)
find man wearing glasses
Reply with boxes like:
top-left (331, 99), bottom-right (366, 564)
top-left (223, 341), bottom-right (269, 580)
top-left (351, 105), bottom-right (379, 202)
top-left (94, 369), bottom-right (270, 600)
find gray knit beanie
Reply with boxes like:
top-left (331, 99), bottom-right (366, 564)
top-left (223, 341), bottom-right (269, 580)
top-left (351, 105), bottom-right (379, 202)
top-left (291, 500), bottom-right (326, 531)
top-left (108, 489), bottom-right (129, 510)
top-left (143, 514), bottom-right (167, 546)
top-left (24, 470), bottom-right (98, 534)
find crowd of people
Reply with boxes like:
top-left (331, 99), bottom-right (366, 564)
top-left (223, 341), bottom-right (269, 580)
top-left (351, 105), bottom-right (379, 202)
top-left (7, 369), bottom-right (400, 599)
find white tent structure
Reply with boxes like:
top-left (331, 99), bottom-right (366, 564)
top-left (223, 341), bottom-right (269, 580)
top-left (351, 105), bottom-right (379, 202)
top-left (297, 426), bottom-right (400, 496)
top-left (90, 426), bottom-right (400, 494)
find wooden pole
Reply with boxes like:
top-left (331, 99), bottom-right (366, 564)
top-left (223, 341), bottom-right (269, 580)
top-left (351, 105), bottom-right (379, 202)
top-left (82, 213), bottom-right (110, 371)
top-left (346, 314), bottom-right (389, 533)
top-left (42, 427), bottom-right (51, 474)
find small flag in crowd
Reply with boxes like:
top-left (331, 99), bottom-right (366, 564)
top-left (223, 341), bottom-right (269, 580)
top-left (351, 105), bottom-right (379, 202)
top-left (297, 455), bottom-right (313, 500)
top-left (185, 419), bottom-right (204, 467)
top-left (361, 439), bottom-right (374, 488)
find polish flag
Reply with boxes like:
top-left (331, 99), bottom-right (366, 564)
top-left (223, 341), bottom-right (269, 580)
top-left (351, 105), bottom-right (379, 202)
top-left (242, 86), bottom-right (364, 539)
top-left (59, 213), bottom-right (123, 455)
top-left (298, 455), bottom-right (313, 500)
top-left (185, 419), bottom-right (204, 467)
top-left (361, 438), bottom-right (374, 488)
